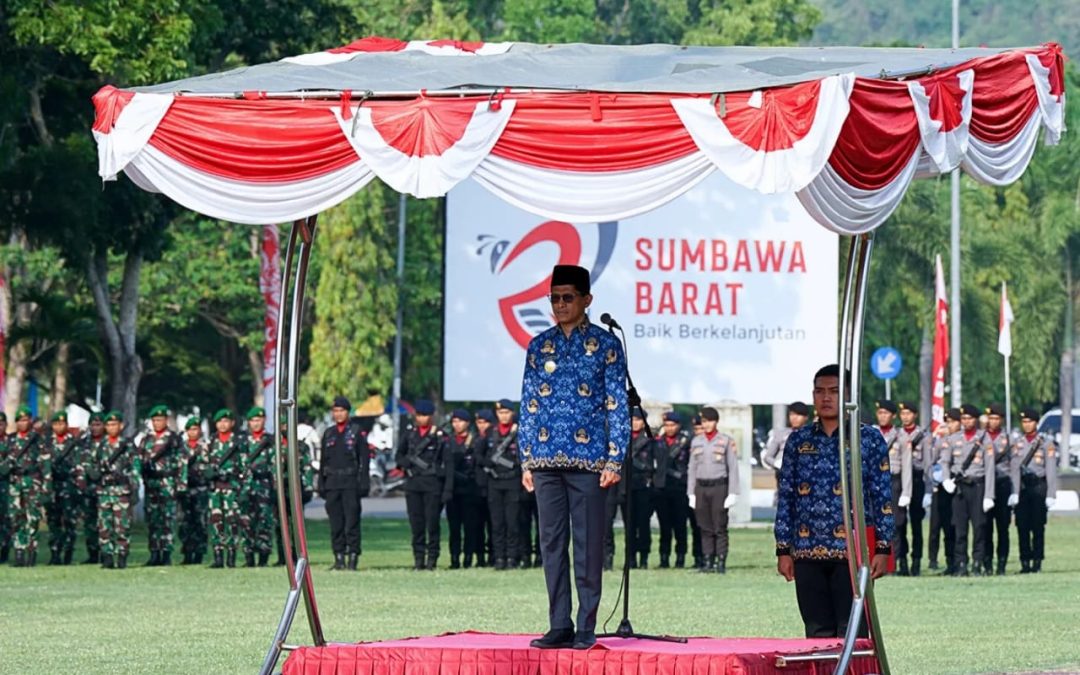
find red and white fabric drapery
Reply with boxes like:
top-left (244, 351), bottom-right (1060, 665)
top-left (92, 44), bottom-right (1066, 234)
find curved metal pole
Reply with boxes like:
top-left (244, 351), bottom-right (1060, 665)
top-left (837, 236), bottom-right (860, 587)
top-left (258, 558), bottom-right (308, 675)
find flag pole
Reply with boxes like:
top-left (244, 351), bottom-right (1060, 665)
top-left (1004, 354), bottom-right (1012, 431)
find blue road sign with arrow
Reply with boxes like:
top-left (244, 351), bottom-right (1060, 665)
top-left (870, 347), bottom-right (902, 380)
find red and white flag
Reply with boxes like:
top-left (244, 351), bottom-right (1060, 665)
top-left (998, 281), bottom-right (1014, 358)
top-left (260, 225), bottom-right (281, 431)
top-left (930, 255), bottom-right (949, 431)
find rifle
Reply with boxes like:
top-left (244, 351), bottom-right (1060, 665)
top-left (148, 433), bottom-right (178, 465)
top-left (55, 437), bottom-right (79, 467)
top-left (1019, 436), bottom-right (1043, 476)
top-left (213, 439), bottom-right (244, 476)
top-left (405, 427), bottom-right (443, 472)
top-left (102, 440), bottom-right (133, 480)
top-left (247, 435), bottom-right (273, 466)
top-left (954, 432), bottom-right (985, 478)
top-left (485, 425), bottom-right (518, 474)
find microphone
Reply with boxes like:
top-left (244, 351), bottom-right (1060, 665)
top-left (599, 313), bottom-right (622, 331)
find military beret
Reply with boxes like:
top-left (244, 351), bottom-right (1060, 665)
top-left (898, 401), bottom-right (918, 414)
top-left (414, 399), bottom-right (435, 415)
top-left (51, 410), bottom-right (68, 423)
top-left (551, 264), bottom-right (591, 295)
top-left (104, 410), bottom-right (123, 423)
top-left (247, 406), bottom-right (266, 419)
top-left (631, 409), bottom-right (644, 420)
top-left (662, 411), bottom-right (681, 424)
top-left (332, 396), bottom-right (351, 410)
top-left (475, 409), bottom-right (495, 423)
top-left (875, 400), bottom-right (897, 414)
top-left (495, 398), bottom-right (514, 411)
top-left (945, 407), bottom-right (962, 422)
top-left (960, 403), bottom-right (980, 418)
top-left (15, 405), bottom-right (33, 420)
top-left (691, 414), bottom-right (702, 425)
top-left (88, 412), bottom-right (105, 423)
top-left (148, 404), bottom-right (170, 418)
top-left (788, 401), bottom-right (810, 416)
top-left (699, 406), bottom-right (719, 422)
top-left (213, 408), bottom-right (234, 422)
top-left (184, 416), bottom-right (201, 429)
top-left (985, 403), bottom-right (1005, 417)
top-left (451, 408), bottom-right (471, 421)
top-left (1020, 408), bottom-right (1040, 422)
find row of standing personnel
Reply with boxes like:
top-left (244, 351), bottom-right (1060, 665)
top-left (0, 405), bottom-right (314, 569)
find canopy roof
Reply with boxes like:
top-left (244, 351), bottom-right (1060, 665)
top-left (92, 38), bottom-right (1067, 233)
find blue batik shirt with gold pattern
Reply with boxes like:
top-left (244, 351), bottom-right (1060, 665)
top-left (518, 316), bottom-right (629, 474)
top-left (774, 421), bottom-right (894, 560)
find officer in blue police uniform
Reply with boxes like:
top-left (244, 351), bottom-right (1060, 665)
top-left (775, 364), bottom-right (893, 638)
top-left (521, 264), bottom-right (629, 650)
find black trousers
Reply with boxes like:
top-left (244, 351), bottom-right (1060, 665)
top-left (534, 470), bottom-right (607, 634)
top-left (628, 488), bottom-right (653, 555)
top-left (487, 483), bottom-right (521, 562)
top-left (604, 488), bottom-right (627, 558)
top-left (793, 560), bottom-right (866, 638)
top-left (983, 475), bottom-right (1013, 566)
top-left (890, 474), bottom-right (907, 559)
top-left (891, 474), bottom-right (926, 562)
top-left (952, 481), bottom-right (986, 567)
top-left (654, 488), bottom-right (689, 558)
top-left (1016, 477), bottom-right (1048, 562)
top-left (518, 491), bottom-right (540, 562)
top-left (405, 490), bottom-right (443, 561)
top-left (694, 481), bottom-right (730, 558)
top-left (324, 488), bottom-right (360, 555)
top-left (446, 493), bottom-right (485, 560)
top-left (929, 488), bottom-right (955, 567)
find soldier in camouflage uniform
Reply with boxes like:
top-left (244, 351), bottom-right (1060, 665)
top-left (77, 412), bottom-right (105, 564)
top-left (241, 407), bottom-right (275, 567)
top-left (207, 408), bottom-right (246, 568)
top-left (179, 416), bottom-right (211, 565)
top-left (77, 411), bottom-right (139, 569)
top-left (3, 406), bottom-right (52, 567)
top-left (0, 412), bottom-right (9, 564)
top-left (139, 404), bottom-right (187, 566)
top-left (274, 429), bottom-right (316, 566)
top-left (46, 411), bottom-right (81, 565)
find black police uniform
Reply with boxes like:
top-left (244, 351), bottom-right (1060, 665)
top-left (478, 422), bottom-right (522, 569)
top-left (447, 428), bottom-right (485, 568)
top-left (626, 430), bottom-right (654, 567)
top-left (397, 423), bottom-right (452, 569)
top-left (319, 420), bottom-right (370, 569)
top-left (652, 427), bottom-right (694, 568)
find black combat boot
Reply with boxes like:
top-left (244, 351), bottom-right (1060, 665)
top-left (13, 549), bottom-right (25, 567)
top-left (639, 553), bottom-right (649, 569)
top-left (693, 555), bottom-right (704, 569)
top-left (493, 558), bottom-right (506, 571)
top-left (332, 553), bottom-right (345, 570)
top-left (101, 553), bottom-right (114, 569)
top-left (1032, 560), bottom-right (1042, 573)
top-left (117, 553), bottom-right (127, 569)
top-left (347, 553), bottom-right (358, 571)
top-left (49, 549), bottom-right (62, 565)
top-left (910, 559), bottom-right (920, 577)
top-left (897, 558), bottom-right (909, 576)
top-left (146, 550), bottom-right (161, 567)
top-left (674, 554), bottom-right (686, 568)
top-left (476, 552), bottom-right (487, 567)
top-left (226, 549), bottom-right (236, 568)
top-left (161, 551), bottom-right (172, 566)
top-left (275, 554), bottom-right (286, 567)
top-left (0, 545), bottom-right (8, 564)
top-left (659, 555), bottom-right (670, 569)
top-left (519, 556), bottom-right (531, 569)
top-left (244, 552), bottom-right (256, 568)
top-left (181, 551), bottom-right (193, 565)
top-left (426, 556), bottom-right (438, 571)
top-left (28, 549), bottom-right (37, 567)
top-left (996, 560), bottom-right (1007, 576)
top-left (716, 557), bottom-right (727, 574)
top-left (928, 558), bottom-right (939, 571)
top-left (534, 553), bottom-right (542, 568)
top-left (698, 555), bottom-right (714, 573)
top-left (972, 564), bottom-right (983, 577)
top-left (63, 548), bottom-right (74, 565)
top-left (450, 556), bottom-right (461, 570)
top-left (83, 550), bottom-right (99, 565)
top-left (463, 554), bottom-right (473, 569)
top-left (414, 555), bottom-right (426, 571)
top-left (211, 550), bottom-right (224, 568)
top-left (193, 553), bottom-right (204, 565)
top-left (258, 551), bottom-right (269, 567)
top-left (1020, 560), bottom-right (1031, 574)
top-left (603, 554), bottom-right (613, 571)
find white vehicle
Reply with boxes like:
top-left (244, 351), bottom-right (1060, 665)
top-left (1036, 409), bottom-right (1080, 469)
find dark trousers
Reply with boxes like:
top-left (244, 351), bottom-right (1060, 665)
top-left (694, 481), bottom-right (730, 558)
top-left (628, 488), bottom-right (653, 555)
top-left (794, 560), bottom-right (866, 638)
top-left (604, 488), bottom-right (627, 559)
top-left (534, 470), bottom-right (607, 634)
top-left (405, 490), bottom-right (442, 561)
top-left (446, 493), bottom-right (484, 560)
top-left (952, 481), bottom-right (986, 567)
top-left (929, 489), bottom-right (955, 567)
top-left (1016, 477), bottom-right (1048, 562)
top-left (983, 475), bottom-right (1013, 566)
top-left (324, 488), bottom-right (360, 555)
top-left (487, 484), bottom-right (521, 562)
top-left (654, 488), bottom-right (689, 558)
top-left (890, 474), bottom-right (907, 559)
top-left (518, 491), bottom-right (539, 562)
top-left (891, 474), bottom-right (926, 563)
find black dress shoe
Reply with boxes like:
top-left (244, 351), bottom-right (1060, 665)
top-left (571, 632), bottom-right (597, 650)
top-left (530, 628), bottom-right (575, 649)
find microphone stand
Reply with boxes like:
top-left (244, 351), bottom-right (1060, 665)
top-left (598, 320), bottom-right (687, 643)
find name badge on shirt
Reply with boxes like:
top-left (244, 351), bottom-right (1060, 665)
top-left (798, 442), bottom-right (818, 455)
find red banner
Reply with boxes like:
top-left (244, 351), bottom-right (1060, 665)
top-left (931, 254), bottom-right (949, 431)
top-left (260, 225), bottom-right (281, 430)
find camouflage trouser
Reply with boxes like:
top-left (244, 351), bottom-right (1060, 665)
top-left (81, 489), bottom-right (100, 557)
top-left (144, 480), bottom-right (180, 554)
top-left (179, 487), bottom-right (209, 557)
top-left (97, 491), bottom-right (132, 557)
top-left (7, 477), bottom-right (46, 553)
top-left (0, 479), bottom-right (9, 551)
top-left (242, 480), bottom-right (275, 555)
top-left (46, 479), bottom-right (81, 554)
top-left (209, 486), bottom-right (241, 552)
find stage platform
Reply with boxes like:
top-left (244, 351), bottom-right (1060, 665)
top-left (281, 631), bottom-right (880, 675)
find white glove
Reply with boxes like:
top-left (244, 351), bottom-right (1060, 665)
top-left (942, 478), bottom-right (956, 494)
top-left (1007, 493), bottom-right (1019, 507)
top-left (1046, 497), bottom-right (1056, 509)
top-left (922, 493), bottom-right (932, 509)
top-left (898, 495), bottom-right (910, 508)
top-left (982, 498), bottom-right (995, 513)
top-left (723, 494), bottom-right (738, 509)
top-left (688, 494), bottom-right (697, 509)
top-left (773, 456), bottom-right (783, 470)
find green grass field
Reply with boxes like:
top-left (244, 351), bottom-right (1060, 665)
top-left (1, 515), bottom-right (1078, 675)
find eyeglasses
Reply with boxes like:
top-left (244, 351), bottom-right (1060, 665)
top-left (549, 292), bottom-right (580, 304)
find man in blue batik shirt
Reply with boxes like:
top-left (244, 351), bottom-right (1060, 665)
top-left (520, 264), bottom-right (629, 651)
top-left (774, 364), bottom-right (894, 639)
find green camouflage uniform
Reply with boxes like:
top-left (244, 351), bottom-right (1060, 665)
top-left (139, 427), bottom-right (187, 557)
top-left (179, 435), bottom-right (211, 561)
top-left (273, 436), bottom-right (316, 563)
top-left (77, 432), bottom-right (105, 562)
top-left (0, 428), bottom-right (10, 562)
top-left (3, 429), bottom-right (52, 557)
top-left (45, 431), bottom-right (82, 560)
top-left (207, 431), bottom-right (246, 555)
top-left (78, 435), bottom-right (140, 560)
top-left (241, 430), bottom-right (276, 560)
